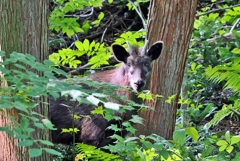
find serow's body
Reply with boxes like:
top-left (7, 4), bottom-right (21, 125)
top-left (50, 41), bottom-right (163, 147)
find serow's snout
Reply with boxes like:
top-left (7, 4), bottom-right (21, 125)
top-left (134, 80), bottom-right (145, 91)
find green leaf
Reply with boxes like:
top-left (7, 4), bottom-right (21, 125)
top-left (42, 119), bottom-right (56, 130)
top-left (74, 26), bottom-right (84, 33)
top-left (146, 92), bottom-right (153, 101)
top-left (91, 106), bottom-right (104, 115)
top-left (15, 134), bottom-right (29, 139)
top-left (75, 41), bottom-right (84, 51)
top-left (14, 64), bottom-right (26, 70)
top-left (129, 115), bottom-right (143, 124)
top-left (18, 140), bottom-right (34, 146)
top-left (142, 140), bottom-right (153, 149)
top-left (0, 51), bottom-right (5, 56)
top-left (165, 94), bottom-right (176, 104)
top-left (83, 39), bottom-right (89, 51)
top-left (82, 21), bottom-right (90, 34)
top-left (232, 48), bottom-right (240, 54)
top-left (216, 140), bottom-right (228, 146)
top-left (43, 59), bottom-right (55, 66)
top-left (107, 124), bottom-right (121, 132)
top-left (173, 129), bottom-right (186, 145)
top-left (29, 148), bottom-right (42, 158)
top-left (219, 144), bottom-right (228, 151)
top-left (185, 127), bottom-right (198, 142)
top-left (66, 29), bottom-right (74, 37)
top-left (13, 101), bottom-right (29, 113)
top-left (72, 114), bottom-right (81, 119)
top-left (226, 145), bottom-right (234, 153)
top-left (61, 128), bottom-right (80, 133)
top-left (136, 148), bottom-right (144, 159)
top-left (191, 62), bottom-right (196, 70)
top-left (89, 41), bottom-right (96, 51)
top-left (91, 20), bottom-right (100, 26)
top-left (230, 135), bottom-right (240, 145)
top-left (124, 137), bottom-right (138, 142)
top-left (43, 148), bottom-right (63, 157)
top-left (34, 122), bottom-right (44, 129)
top-left (225, 131), bottom-right (231, 143)
top-left (0, 127), bottom-right (14, 136)
top-left (20, 117), bottom-right (29, 130)
top-left (207, 13), bottom-right (219, 21)
top-left (122, 121), bottom-right (131, 127)
top-left (98, 12), bottom-right (104, 20)
top-left (126, 126), bottom-right (136, 134)
top-left (37, 140), bottom-right (54, 146)
top-left (110, 134), bottom-right (125, 142)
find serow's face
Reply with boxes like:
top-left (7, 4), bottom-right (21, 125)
top-left (112, 40), bottom-right (163, 92)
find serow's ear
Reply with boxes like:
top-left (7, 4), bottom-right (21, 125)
top-left (147, 41), bottom-right (163, 61)
top-left (112, 44), bottom-right (130, 63)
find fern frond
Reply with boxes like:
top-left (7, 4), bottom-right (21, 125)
top-left (205, 59), bottom-right (240, 93)
top-left (205, 104), bottom-right (233, 129)
top-left (75, 143), bottom-right (122, 161)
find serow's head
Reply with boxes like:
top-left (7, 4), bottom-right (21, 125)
top-left (112, 40), bottom-right (163, 92)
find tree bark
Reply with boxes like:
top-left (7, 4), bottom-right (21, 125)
top-left (0, 0), bottom-right (50, 160)
top-left (136, 0), bottom-right (198, 139)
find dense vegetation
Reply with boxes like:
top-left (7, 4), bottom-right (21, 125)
top-left (1, 0), bottom-right (240, 160)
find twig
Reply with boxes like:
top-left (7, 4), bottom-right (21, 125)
top-left (68, 34), bottom-right (79, 48)
top-left (230, 108), bottom-right (240, 116)
top-left (196, 4), bottom-right (240, 18)
top-left (230, 18), bottom-right (240, 33)
top-left (65, 7), bottom-right (94, 18)
top-left (68, 55), bottom-right (118, 75)
top-left (207, 17), bottom-right (240, 44)
top-left (100, 27), bottom-right (108, 43)
top-left (127, 0), bottom-right (146, 30)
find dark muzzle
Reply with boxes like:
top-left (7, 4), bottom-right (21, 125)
top-left (135, 80), bottom-right (145, 90)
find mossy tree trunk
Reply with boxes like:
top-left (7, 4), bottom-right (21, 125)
top-left (0, 0), bottom-right (50, 160)
top-left (136, 0), bottom-right (198, 139)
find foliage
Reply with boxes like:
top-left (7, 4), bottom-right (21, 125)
top-left (206, 53), bottom-right (240, 93)
top-left (49, 0), bottom-right (240, 160)
top-left (216, 131), bottom-right (240, 153)
top-left (0, 51), bottom-right (66, 158)
top-left (50, 0), bottom-right (104, 37)
top-left (185, 1), bottom-right (240, 125)
top-left (177, 1), bottom-right (240, 160)
top-left (75, 143), bottom-right (121, 161)
top-left (187, 103), bottom-right (217, 124)
top-left (3, 0), bottom-right (240, 160)
top-left (0, 51), bottom-right (145, 158)
top-left (199, 7), bottom-right (240, 156)
top-left (100, 127), bottom-right (200, 161)
top-left (49, 31), bottom-right (146, 69)
top-left (49, 39), bottom-right (111, 68)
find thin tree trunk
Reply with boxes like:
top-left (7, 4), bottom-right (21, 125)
top-left (136, 0), bottom-right (198, 139)
top-left (0, 1), bottom-right (50, 160)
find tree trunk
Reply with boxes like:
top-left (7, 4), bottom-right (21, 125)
top-left (0, 0), bottom-right (50, 160)
top-left (136, 0), bottom-right (198, 139)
